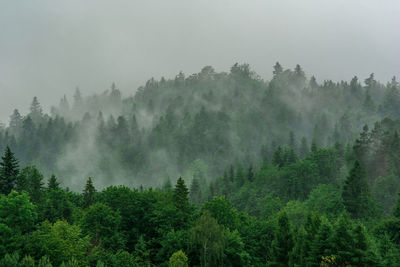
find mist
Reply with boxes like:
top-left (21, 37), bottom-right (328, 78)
top-left (1, 0), bottom-right (399, 123)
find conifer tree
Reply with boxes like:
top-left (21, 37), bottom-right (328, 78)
top-left (273, 62), bottom-right (283, 77)
top-left (83, 177), bottom-right (96, 208)
top-left (19, 166), bottom-right (44, 204)
top-left (342, 161), bottom-right (370, 219)
top-left (329, 215), bottom-right (355, 265)
top-left (48, 174), bottom-right (60, 191)
top-left (0, 146), bottom-right (19, 195)
top-left (173, 177), bottom-right (190, 227)
top-left (272, 146), bottom-right (284, 168)
top-left (268, 212), bottom-right (294, 267)
top-left (307, 222), bottom-right (333, 266)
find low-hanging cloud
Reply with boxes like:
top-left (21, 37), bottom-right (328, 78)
top-left (0, 0), bottom-right (399, 123)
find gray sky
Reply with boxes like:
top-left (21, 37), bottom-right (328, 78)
top-left (1, 0), bottom-right (399, 124)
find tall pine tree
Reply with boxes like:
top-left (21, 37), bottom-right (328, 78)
top-left (0, 146), bottom-right (19, 195)
top-left (83, 177), bottom-right (96, 208)
top-left (342, 161), bottom-right (370, 219)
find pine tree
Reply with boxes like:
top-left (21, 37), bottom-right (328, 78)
top-left (342, 161), bottom-right (370, 219)
top-left (83, 177), bottom-right (96, 208)
top-left (0, 146), bottom-right (19, 195)
top-left (19, 166), bottom-right (44, 204)
top-left (268, 212), bottom-right (294, 267)
top-left (301, 213), bottom-right (321, 265)
top-left (29, 96), bottom-right (43, 125)
top-left (307, 222), bottom-right (333, 266)
top-left (272, 146), bottom-right (284, 168)
top-left (9, 109), bottom-right (23, 137)
top-left (273, 62), bottom-right (283, 77)
top-left (329, 215), bottom-right (355, 266)
top-left (173, 177), bottom-right (190, 227)
top-left (48, 174), bottom-right (60, 191)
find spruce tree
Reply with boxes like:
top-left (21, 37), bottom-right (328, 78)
top-left (268, 212), bottom-right (294, 267)
top-left (173, 177), bottom-right (190, 227)
top-left (273, 62), bottom-right (283, 77)
top-left (307, 222), bottom-right (333, 266)
top-left (342, 161), bottom-right (370, 219)
top-left (48, 174), bottom-right (60, 191)
top-left (0, 146), bottom-right (19, 195)
top-left (83, 177), bottom-right (96, 208)
top-left (20, 166), bottom-right (44, 204)
top-left (272, 146), bottom-right (284, 168)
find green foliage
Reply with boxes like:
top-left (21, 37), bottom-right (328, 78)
top-left (83, 177), bottom-right (96, 208)
top-left (268, 212), bottom-right (293, 267)
top-left (342, 161), bottom-right (371, 219)
top-left (173, 177), bottom-right (191, 227)
top-left (2, 65), bottom-right (400, 266)
top-left (81, 202), bottom-right (125, 251)
top-left (190, 211), bottom-right (225, 267)
top-left (18, 166), bottom-right (45, 204)
top-left (26, 220), bottom-right (90, 266)
top-left (169, 250), bottom-right (188, 267)
top-left (0, 146), bottom-right (19, 195)
top-left (0, 190), bottom-right (37, 234)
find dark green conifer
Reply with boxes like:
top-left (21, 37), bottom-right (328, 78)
top-left (83, 177), bottom-right (96, 208)
top-left (0, 146), bottom-right (19, 195)
top-left (342, 161), bottom-right (370, 218)
top-left (48, 174), bottom-right (60, 191)
top-left (268, 212), bottom-right (294, 266)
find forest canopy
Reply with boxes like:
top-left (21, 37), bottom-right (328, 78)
top-left (1, 63), bottom-right (400, 266)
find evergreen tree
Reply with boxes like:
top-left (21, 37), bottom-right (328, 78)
top-left (48, 174), bottom-right (60, 191)
top-left (268, 212), bottom-right (294, 267)
top-left (83, 177), bottom-right (96, 208)
top-left (0, 146), bottom-right (19, 195)
top-left (19, 166), bottom-right (44, 204)
top-left (307, 222), bottom-right (332, 266)
top-left (8, 109), bottom-right (22, 137)
top-left (342, 161), bottom-right (370, 219)
top-left (29, 96), bottom-right (43, 124)
top-left (272, 146), bottom-right (284, 168)
top-left (173, 177), bottom-right (191, 227)
top-left (273, 62), bottom-right (283, 77)
top-left (329, 215), bottom-right (355, 266)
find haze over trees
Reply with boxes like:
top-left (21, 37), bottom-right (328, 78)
top-left (1, 63), bottom-right (400, 265)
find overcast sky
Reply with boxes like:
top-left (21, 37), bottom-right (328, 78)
top-left (0, 0), bottom-right (399, 124)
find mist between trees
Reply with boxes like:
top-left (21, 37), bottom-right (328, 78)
top-left (1, 63), bottom-right (400, 265)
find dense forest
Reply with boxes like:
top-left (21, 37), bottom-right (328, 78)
top-left (1, 63), bottom-right (400, 266)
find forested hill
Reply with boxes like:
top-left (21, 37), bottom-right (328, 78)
top-left (2, 63), bottom-right (400, 266)
top-left (0, 63), bottom-right (399, 189)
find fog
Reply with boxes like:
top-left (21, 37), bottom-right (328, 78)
top-left (0, 0), bottom-right (399, 123)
